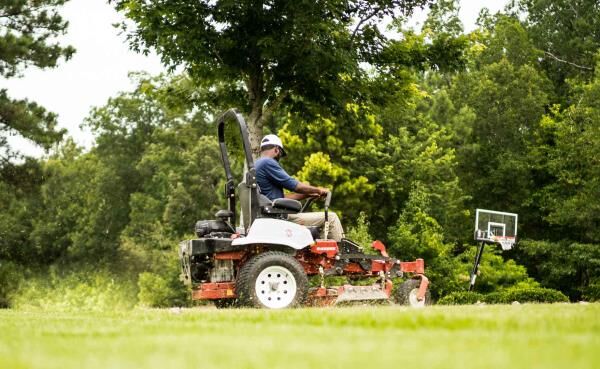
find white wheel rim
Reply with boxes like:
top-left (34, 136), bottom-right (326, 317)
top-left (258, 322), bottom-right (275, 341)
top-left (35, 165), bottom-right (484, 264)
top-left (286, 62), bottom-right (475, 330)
top-left (408, 288), bottom-right (426, 308)
top-left (255, 266), bottom-right (297, 309)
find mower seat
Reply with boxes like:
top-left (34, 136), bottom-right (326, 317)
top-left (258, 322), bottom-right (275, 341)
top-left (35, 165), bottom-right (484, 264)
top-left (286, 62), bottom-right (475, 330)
top-left (259, 194), bottom-right (302, 217)
top-left (272, 198), bottom-right (302, 212)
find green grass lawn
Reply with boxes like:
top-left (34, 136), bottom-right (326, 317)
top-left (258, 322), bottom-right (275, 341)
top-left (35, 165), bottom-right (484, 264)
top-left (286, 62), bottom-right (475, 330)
top-left (0, 304), bottom-right (598, 369)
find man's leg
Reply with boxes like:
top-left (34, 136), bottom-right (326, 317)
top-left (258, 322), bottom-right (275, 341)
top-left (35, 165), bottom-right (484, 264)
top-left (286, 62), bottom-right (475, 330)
top-left (325, 212), bottom-right (344, 241)
top-left (288, 211), bottom-right (345, 241)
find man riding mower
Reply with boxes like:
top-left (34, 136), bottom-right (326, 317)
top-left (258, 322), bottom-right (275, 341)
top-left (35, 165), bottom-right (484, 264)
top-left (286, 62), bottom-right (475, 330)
top-left (178, 109), bottom-right (430, 309)
top-left (255, 133), bottom-right (344, 242)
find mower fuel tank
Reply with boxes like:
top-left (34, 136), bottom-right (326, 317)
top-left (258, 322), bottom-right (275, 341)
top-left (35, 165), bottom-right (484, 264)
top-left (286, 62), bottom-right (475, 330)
top-left (195, 219), bottom-right (233, 237)
top-left (182, 238), bottom-right (248, 256)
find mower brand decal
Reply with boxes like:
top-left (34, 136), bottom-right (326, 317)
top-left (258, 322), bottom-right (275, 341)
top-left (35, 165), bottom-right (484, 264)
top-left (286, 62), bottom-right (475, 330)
top-left (317, 247), bottom-right (337, 251)
top-left (285, 229), bottom-right (293, 237)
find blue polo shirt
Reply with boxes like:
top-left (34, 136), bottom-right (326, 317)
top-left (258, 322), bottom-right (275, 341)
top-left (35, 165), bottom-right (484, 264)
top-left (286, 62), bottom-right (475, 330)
top-left (255, 157), bottom-right (299, 200)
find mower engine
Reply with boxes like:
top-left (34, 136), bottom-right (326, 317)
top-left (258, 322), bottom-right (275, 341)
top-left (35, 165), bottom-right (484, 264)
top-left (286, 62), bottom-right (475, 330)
top-left (210, 260), bottom-right (235, 282)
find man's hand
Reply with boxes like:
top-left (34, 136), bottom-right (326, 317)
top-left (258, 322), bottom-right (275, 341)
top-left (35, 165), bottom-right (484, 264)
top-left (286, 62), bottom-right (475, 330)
top-left (294, 182), bottom-right (330, 198)
top-left (308, 187), bottom-right (328, 198)
top-left (316, 187), bottom-right (329, 198)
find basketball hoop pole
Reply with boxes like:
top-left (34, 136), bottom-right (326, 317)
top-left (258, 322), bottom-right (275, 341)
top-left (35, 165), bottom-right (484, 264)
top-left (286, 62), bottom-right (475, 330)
top-left (469, 241), bottom-right (486, 291)
top-left (471, 209), bottom-right (518, 291)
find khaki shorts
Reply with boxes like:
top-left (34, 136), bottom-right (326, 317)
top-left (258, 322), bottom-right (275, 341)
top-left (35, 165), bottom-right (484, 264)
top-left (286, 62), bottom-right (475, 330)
top-left (287, 211), bottom-right (344, 241)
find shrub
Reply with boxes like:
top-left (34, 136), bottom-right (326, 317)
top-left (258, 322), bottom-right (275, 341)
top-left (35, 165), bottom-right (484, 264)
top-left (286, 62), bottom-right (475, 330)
top-left (515, 240), bottom-right (600, 300)
top-left (437, 291), bottom-right (485, 305)
top-left (387, 187), bottom-right (466, 299)
top-left (346, 212), bottom-right (376, 254)
top-left (483, 291), bottom-right (506, 304)
top-left (453, 246), bottom-right (537, 294)
top-left (120, 231), bottom-right (191, 308)
top-left (484, 287), bottom-right (568, 304)
top-left (12, 267), bottom-right (137, 311)
top-left (137, 272), bottom-right (188, 307)
top-left (582, 281), bottom-right (600, 302)
top-left (0, 261), bottom-right (24, 308)
top-left (438, 287), bottom-right (568, 305)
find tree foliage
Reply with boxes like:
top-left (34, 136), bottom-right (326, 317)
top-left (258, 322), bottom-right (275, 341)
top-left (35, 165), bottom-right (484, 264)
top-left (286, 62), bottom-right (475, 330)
top-left (111, 0), bottom-right (434, 153)
top-left (519, 0), bottom-right (600, 86)
top-left (0, 0), bottom-right (74, 160)
top-left (0, 0), bottom-right (74, 77)
top-left (532, 69), bottom-right (600, 242)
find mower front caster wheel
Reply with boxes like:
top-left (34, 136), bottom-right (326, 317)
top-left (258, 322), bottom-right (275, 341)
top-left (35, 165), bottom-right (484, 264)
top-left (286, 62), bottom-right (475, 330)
top-left (236, 251), bottom-right (308, 309)
top-left (396, 279), bottom-right (432, 307)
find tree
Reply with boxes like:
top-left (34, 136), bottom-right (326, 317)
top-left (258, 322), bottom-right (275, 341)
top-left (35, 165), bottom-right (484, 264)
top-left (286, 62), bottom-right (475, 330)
top-left (532, 65), bottom-right (600, 243)
top-left (0, 158), bottom-right (45, 263)
top-left (518, 0), bottom-right (600, 89)
top-left (516, 240), bottom-right (600, 300)
top-left (422, 0), bottom-right (463, 36)
top-left (30, 142), bottom-right (107, 262)
top-left (277, 103), bottom-right (379, 224)
top-left (277, 77), bottom-right (469, 240)
top-left (428, 17), bottom-right (554, 240)
top-left (0, 0), bottom-right (74, 161)
top-left (112, 0), bottom-right (431, 154)
top-left (27, 74), bottom-right (216, 263)
top-left (13, 74), bottom-right (224, 307)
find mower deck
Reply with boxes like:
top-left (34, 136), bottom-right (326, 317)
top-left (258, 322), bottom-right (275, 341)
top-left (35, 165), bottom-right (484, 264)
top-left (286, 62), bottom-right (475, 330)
top-left (182, 237), bottom-right (429, 307)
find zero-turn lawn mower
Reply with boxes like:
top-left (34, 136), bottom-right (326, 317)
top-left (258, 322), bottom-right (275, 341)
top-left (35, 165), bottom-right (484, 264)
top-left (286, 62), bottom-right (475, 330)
top-left (178, 109), bottom-right (430, 309)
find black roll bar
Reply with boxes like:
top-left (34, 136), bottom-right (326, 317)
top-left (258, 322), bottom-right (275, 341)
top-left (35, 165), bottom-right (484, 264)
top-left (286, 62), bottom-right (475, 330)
top-left (216, 109), bottom-right (259, 226)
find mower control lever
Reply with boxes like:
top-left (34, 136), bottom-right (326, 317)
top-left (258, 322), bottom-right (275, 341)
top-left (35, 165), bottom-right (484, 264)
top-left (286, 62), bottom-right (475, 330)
top-left (323, 191), bottom-right (332, 239)
top-left (324, 191), bottom-right (332, 211)
top-left (300, 197), bottom-right (314, 213)
top-left (300, 190), bottom-right (332, 213)
top-left (323, 191), bottom-right (332, 221)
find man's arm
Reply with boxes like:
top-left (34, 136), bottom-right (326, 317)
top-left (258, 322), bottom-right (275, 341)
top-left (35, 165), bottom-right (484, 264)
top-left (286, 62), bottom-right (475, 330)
top-left (290, 182), bottom-right (328, 198)
top-left (285, 192), bottom-right (308, 200)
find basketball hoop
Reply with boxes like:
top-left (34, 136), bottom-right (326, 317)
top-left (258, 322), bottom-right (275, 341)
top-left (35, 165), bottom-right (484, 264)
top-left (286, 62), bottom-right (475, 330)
top-left (474, 209), bottom-right (518, 246)
top-left (470, 209), bottom-right (519, 291)
top-left (492, 236), bottom-right (516, 250)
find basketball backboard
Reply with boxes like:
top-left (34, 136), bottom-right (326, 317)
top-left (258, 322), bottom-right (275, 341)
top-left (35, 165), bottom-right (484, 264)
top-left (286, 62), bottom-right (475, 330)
top-left (474, 209), bottom-right (518, 250)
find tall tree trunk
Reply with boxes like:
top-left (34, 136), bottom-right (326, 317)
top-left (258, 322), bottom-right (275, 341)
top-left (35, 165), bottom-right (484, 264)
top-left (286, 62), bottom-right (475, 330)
top-left (245, 75), bottom-right (288, 159)
top-left (245, 75), bottom-right (265, 159)
top-left (247, 103), bottom-right (264, 160)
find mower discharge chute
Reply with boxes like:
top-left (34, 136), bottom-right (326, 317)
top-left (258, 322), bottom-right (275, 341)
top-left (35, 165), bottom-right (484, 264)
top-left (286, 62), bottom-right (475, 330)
top-left (179, 109), bottom-right (430, 309)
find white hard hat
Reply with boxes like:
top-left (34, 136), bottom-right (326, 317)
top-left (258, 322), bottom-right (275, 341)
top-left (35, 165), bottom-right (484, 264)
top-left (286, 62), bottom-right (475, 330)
top-left (260, 134), bottom-right (287, 157)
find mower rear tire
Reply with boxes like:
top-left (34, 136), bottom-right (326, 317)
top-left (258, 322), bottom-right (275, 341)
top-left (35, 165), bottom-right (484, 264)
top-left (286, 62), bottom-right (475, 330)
top-left (396, 279), bottom-right (432, 307)
top-left (236, 251), bottom-right (308, 309)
